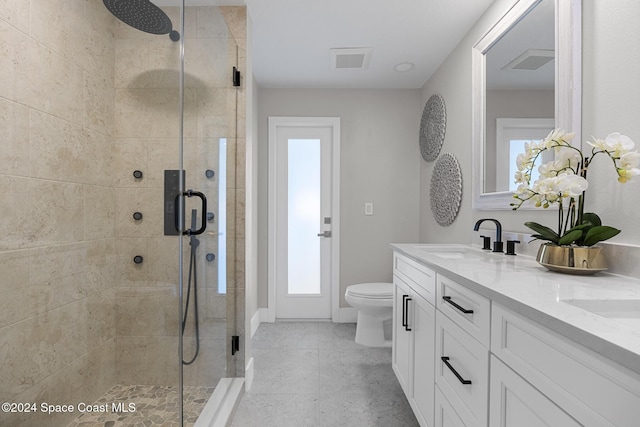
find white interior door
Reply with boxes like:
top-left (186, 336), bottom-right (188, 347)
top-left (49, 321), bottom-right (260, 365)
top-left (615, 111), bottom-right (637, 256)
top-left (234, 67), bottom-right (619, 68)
top-left (270, 118), bottom-right (339, 319)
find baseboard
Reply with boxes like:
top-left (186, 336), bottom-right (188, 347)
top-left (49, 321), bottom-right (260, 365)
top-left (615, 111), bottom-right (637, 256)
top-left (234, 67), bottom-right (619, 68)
top-left (244, 357), bottom-right (254, 392)
top-left (259, 307), bottom-right (274, 323)
top-left (250, 310), bottom-right (261, 338)
top-left (336, 307), bottom-right (358, 323)
top-left (258, 307), bottom-right (356, 323)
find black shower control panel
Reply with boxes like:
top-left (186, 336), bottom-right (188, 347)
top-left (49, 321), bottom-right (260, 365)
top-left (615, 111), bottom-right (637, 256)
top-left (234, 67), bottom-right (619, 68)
top-left (164, 170), bottom-right (185, 236)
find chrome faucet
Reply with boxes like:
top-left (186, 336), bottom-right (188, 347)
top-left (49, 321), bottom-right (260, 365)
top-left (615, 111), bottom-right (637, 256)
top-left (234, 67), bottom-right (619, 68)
top-left (473, 219), bottom-right (503, 253)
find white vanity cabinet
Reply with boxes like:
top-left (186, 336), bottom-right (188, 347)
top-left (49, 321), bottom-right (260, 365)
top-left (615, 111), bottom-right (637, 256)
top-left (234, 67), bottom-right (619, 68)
top-left (391, 246), bottom-right (640, 427)
top-left (392, 253), bottom-right (436, 427)
top-left (491, 304), bottom-right (640, 426)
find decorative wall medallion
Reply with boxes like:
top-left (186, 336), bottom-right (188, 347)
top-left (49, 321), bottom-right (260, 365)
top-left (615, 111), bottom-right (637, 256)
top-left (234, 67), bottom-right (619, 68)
top-left (430, 153), bottom-right (462, 226)
top-left (419, 93), bottom-right (446, 162)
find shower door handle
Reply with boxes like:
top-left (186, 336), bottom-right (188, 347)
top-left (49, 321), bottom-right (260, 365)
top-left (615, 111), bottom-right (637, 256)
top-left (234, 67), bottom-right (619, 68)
top-left (174, 190), bottom-right (208, 236)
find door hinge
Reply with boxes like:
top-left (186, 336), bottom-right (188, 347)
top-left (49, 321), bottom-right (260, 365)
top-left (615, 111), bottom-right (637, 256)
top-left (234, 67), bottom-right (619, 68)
top-left (231, 335), bottom-right (240, 355)
top-left (232, 66), bottom-right (241, 87)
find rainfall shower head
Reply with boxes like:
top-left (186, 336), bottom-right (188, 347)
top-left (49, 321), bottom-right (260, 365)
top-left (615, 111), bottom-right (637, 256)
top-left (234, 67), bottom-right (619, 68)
top-left (103, 0), bottom-right (180, 41)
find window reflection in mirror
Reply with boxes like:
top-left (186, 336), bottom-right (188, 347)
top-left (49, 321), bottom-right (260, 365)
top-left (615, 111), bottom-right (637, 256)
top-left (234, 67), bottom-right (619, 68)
top-left (483, 0), bottom-right (555, 194)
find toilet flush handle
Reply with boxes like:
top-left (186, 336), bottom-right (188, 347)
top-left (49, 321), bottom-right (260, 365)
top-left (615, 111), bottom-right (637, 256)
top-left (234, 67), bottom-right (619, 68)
top-left (317, 231), bottom-right (332, 237)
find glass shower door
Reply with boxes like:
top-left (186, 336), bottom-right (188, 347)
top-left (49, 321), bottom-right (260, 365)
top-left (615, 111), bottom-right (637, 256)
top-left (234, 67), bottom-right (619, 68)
top-left (177, 4), bottom-right (240, 425)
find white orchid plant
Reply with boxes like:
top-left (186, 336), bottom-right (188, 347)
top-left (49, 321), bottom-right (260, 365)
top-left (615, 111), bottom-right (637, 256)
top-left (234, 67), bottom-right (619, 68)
top-left (511, 129), bottom-right (640, 246)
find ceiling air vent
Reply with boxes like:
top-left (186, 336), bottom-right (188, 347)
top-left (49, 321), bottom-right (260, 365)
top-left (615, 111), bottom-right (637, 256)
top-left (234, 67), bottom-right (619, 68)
top-left (330, 48), bottom-right (373, 69)
top-left (502, 49), bottom-right (554, 71)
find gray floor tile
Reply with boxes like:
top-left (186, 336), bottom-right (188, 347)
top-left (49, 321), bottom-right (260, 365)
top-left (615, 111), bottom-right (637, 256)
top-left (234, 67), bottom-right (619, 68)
top-left (253, 321), bottom-right (320, 349)
top-left (317, 393), bottom-right (419, 427)
top-left (250, 348), bottom-right (319, 394)
top-left (318, 322), bottom-right (367, 349)
top-left (231, 393), bottom-right (319, 427)
top-left (318, 348), bottom-right (401, 396)
top-left (232, 322), bottom-right (418, 427)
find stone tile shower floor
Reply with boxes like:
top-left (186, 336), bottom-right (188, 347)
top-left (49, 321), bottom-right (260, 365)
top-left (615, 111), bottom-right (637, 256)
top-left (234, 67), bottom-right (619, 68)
top-left (67, 384), bottom-right (214, 427)
top-left (230, 322), bottom-right (419, 427)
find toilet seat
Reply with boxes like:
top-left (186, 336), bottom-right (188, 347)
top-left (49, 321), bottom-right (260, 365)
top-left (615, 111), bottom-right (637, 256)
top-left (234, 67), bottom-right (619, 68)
top-left (345, 282), bottom-right (393, 299)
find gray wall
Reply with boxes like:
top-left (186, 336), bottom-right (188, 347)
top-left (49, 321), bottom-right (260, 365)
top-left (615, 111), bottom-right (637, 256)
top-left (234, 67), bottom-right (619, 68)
top-left (420, 0), bottom-right (640, 245)
top-left (257, 89), bottom-right (421, 308)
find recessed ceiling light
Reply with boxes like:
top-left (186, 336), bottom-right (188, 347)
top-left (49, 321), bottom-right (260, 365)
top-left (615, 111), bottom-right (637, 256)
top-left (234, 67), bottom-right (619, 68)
top-left (394, 62), bottom-right (414, 72)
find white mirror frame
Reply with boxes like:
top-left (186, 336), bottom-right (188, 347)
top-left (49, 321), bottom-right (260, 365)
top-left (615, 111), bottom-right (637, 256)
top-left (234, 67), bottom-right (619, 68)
top-left (472, 0), bottom-right (581, 210)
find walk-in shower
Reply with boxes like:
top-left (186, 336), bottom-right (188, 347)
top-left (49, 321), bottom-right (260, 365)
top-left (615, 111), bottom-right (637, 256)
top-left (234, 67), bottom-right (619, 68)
top-left (0, 1), bottom-right (245, 426)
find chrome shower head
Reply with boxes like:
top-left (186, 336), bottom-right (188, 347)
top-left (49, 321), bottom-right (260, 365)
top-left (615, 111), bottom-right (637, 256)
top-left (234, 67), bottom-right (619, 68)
top-left (103, 0), bottom-right (180, 41)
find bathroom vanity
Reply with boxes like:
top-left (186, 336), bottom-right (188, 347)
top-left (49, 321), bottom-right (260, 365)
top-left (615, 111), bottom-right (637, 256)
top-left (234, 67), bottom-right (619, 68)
top-left (391, 244), bottom-right (640, 427)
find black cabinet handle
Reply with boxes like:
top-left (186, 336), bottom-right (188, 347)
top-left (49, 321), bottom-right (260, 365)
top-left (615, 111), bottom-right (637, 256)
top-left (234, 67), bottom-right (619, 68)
top-left (401, 295), bottom-right (408, 328)
top-left (441, 356), bottom-right (472, 385)
top-left (401, 295), bottom-right (407, 327)
top-left (442, 296), bottom-right (474, 314)
top-left (404, 296), bottom-right (412, 331)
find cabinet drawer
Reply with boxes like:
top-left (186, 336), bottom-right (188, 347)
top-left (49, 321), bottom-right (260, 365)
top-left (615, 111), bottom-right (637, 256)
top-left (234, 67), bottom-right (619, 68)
top-left (435, 387), bottom-right (468, 427)
top-left (394, 253), bottom-right (436, 306)
top-left (436, 274), bottom-right (490, 346)
top-left (489, 355), bottom-right (581, 427)
top-left (492, 304), bottom-right (640, 427)
top-left (435, 310), bottom-right (489, 427)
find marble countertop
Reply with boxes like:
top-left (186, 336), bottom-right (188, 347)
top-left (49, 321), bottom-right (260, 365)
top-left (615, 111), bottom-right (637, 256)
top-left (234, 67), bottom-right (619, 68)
top-left (391, 243), bottom-right (640, 376)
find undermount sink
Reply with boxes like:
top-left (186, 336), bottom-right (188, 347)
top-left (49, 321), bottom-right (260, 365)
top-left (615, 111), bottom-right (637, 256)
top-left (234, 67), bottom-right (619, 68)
top-left (408, 244), bottom-right (490, 260)
top-left (562, 299), bottom-right (640, 320)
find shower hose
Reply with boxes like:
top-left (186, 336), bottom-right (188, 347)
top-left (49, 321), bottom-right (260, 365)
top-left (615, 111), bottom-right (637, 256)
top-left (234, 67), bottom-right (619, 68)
top-left (182, 214), bottom-right (201, 365)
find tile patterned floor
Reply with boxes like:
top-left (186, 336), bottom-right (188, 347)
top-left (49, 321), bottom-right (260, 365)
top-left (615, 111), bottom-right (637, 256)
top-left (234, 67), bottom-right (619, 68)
top-left (67, 384), bottom-right (214, 427)
top-left (230, 322), bottom-right (419, 427)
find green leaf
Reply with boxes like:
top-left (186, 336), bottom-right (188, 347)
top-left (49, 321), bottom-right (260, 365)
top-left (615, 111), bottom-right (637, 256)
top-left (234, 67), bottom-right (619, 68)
top-left (566, 223), bottom-right (591, 232)
top-left (558, 229), bottom-right (583, 246)
top-left (528, 234), bottom-right (553, 243)
top-left (581, 212), bottom-right (602, 227)
top-left (583, 226), bottom-right (621, 246)
top-left (524, 222), bottom-right (560, 244)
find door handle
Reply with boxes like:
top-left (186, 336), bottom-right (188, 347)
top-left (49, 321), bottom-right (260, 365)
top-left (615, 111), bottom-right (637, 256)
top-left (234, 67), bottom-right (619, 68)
top-left (317, 231), bottom-right (332, 237)
top-left (174, 190), bottom-right (208, 236)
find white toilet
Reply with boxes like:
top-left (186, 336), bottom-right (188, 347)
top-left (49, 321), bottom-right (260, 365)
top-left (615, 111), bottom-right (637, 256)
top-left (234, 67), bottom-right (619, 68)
top-left (345, 282), bottom-right (394, 347)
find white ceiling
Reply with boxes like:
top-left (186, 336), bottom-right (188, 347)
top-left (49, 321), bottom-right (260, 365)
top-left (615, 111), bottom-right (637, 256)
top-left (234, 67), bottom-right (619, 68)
top-left (153, 0), bottom-right (497, 89)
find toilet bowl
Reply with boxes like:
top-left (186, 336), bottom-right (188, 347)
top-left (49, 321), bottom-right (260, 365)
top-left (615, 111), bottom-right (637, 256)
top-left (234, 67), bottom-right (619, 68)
top-left (345, 282), bottom-right (393, 347)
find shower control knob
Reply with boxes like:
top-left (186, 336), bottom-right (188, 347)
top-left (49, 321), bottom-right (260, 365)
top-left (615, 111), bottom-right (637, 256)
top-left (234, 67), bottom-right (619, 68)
top-left (205, 169), bottom-right (215, 179)
top-left (206, 253), bottom-right (216, 262)
top-left (133, 255), bottom-right (144, 264)
top-left (133, 170), bottom-right (143, 179)
top-left (207, 212), bottom-right (215, 221)
top-left (133, 212), bottom-right (143, 221)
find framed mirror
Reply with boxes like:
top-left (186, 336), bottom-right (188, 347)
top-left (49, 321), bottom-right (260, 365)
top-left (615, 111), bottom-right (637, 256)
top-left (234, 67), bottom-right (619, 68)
top-left (472, 0), bottom-right (581, 210)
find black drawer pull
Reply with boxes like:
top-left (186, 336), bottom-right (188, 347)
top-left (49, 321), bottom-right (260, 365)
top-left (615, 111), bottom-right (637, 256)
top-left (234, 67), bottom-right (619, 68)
top-left (441, 356), bottom-right (472, 385)
top-left (442, 296), bottom-right (474, 314)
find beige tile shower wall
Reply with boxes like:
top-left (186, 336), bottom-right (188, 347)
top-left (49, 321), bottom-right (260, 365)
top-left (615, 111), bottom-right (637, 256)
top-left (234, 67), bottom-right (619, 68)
top-left (0, 1), bottom-right (117, 426)
top-left (113, 6), bottom-right (242, 386)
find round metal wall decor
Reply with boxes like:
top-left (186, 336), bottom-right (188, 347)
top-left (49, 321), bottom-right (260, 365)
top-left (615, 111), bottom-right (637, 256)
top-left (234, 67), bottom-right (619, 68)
top-left (430, 153), bottom-right (462, 226)
top-left (419, 93), bottom-right (446, 162)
